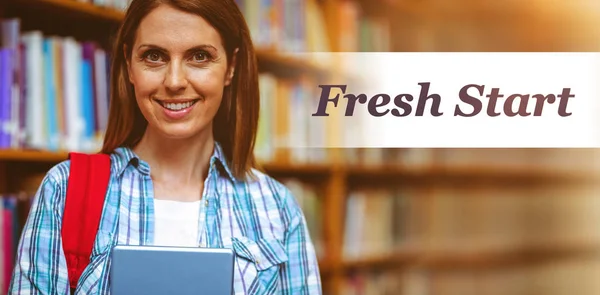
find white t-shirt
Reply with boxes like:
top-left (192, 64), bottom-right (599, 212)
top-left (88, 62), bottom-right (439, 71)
top-left (153, 199), bottom-right (202, 247)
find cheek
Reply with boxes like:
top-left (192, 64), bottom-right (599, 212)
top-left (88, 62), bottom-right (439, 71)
top-left (131, 68), bottom-right (164, 96)
top-left (188, 69), bottom-right (227, 98)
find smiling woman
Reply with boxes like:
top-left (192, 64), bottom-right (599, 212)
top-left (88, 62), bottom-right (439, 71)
top-left (9, 0), bottom-right (322, 294)
top-left (123, 5), bottom-right (234, 143)
top-left (103, 0), bottom-right (256, 178)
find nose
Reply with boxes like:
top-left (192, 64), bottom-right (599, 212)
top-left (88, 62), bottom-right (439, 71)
top-left (164, 61), bottom-right (188, 92)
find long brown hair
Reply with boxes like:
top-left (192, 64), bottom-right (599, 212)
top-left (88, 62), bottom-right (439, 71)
top-left (101, 0), bottom-right (259, 180)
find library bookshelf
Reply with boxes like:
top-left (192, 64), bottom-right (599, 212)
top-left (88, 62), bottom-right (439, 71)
top-left (3, 0), bottom-right (600, 295)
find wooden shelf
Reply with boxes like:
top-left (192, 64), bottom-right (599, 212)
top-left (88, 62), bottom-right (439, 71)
top-left (261, 162), bottom-right (334, 176)
top-left (318, 258), bottom-right (335, 274)
top-left (0, 149), bottom-right (69, 162)
top-left (340, 240), bottom-right (600, 272)
top-left (254, 48), bottom-right (331, 79)
top-left (355, 0), bottom-right (429, 18)
top-left (0, 149), bottom-right (336, 181)
top-left (346, 164), bottom-right (599, 184)
top-left (0, 150), bottom-right (596, 183)
top-left (342, 248), bottom-right (420, 272)
top-left (364, 0), bottom-right (536, 21)
top-left (9, 0), bottom-right (125, 22)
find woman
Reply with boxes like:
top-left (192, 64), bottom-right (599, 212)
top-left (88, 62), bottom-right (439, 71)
top-left (9, 0), bottom-right (322, 294)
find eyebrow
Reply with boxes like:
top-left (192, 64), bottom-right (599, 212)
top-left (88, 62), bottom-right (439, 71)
top-left (137, 44), bottom-right (218, 54)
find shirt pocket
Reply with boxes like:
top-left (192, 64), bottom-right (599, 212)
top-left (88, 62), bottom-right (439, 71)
top-left (231, 236), bottom-right (288, 295)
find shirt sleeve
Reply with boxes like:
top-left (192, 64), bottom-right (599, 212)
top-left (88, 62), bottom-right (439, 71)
top-left (278, 189), bottom-right (323, 295)
top-left (10, 172), bottom-right (70, 295)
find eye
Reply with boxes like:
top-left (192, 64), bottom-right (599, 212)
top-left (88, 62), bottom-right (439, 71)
top-left (191, 51), bottom-right (211, 63)
top-left (148, 52), bottom-right (161, 61)
top-left (141, 50), bottom-right (164, 63)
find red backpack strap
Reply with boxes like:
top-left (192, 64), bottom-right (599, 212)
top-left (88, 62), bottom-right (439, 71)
top-left (62, 152), bottom-right (111, 292)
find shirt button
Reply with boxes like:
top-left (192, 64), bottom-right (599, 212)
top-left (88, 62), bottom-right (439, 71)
top-left (205, 199), bottom-right (209, 207)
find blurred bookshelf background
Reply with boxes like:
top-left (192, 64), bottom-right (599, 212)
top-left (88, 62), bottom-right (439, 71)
top-left (2, 0), bottom-right (600, 294)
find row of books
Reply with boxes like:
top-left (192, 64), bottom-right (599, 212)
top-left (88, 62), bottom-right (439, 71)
top-left (417, 261), bottom-right (600, 295)
top-left (3, 16), bottom-right (329, 159)
top-left (0, 16), bottom-right (348, 162)
top-left (255, 74), bottom-right (331, 164)
top-left (58, 0), bottom-right (392, 54)
top-left (340, 258), bottom-right (600, 295)
top-left (0, 195), bottom-right (30, 295)
top-left (341, 185), bottom-right (600, 260)
top-left (4, 187), bottom-right (600, 294)
top-left (343, 188), bottom-right (419, 259)
top-left (236, 0), bottom-right (330, 53)
top-left (241, 0), bottom-right (391, 52)
top-left (424, 185), bottom-right (600, 252)
top-left (0, 27), bottom-right (334, 163)
top-left (1, 18), bottom-right (110, 153)
top-left (338, 0), bottom-right (391, 52)
top-left (83, 0), bottom-right (130, 11)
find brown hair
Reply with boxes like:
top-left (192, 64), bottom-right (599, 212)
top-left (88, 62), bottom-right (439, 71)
top-left (101, 0), bottom-right (259, 180)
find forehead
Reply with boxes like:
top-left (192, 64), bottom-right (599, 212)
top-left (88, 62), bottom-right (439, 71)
top-left (135, 4), bottom-right (223, 50)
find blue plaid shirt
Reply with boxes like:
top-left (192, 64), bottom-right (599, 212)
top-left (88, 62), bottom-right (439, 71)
top-left (10, 143), bottom-right (322, 294)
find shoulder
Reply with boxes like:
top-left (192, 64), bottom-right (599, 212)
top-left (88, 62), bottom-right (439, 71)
top-left (36, 151), bottom-right (124, 207)
top-left (27, 159), bottom-right (71, 215)
top-left (43, 159), bottom-right (71, 189)
top-left (46, 148), bottom-right (132, 182)
top-left (44, 151), bottom-right (122, 186)
top-left (227, 168), bottom-right (308, 240)
top-left (239, 168), bottom-right (303, 219)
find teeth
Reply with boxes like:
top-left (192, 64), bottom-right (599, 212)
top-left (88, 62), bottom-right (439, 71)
top-left (163, 101), bottom-right (194, 111)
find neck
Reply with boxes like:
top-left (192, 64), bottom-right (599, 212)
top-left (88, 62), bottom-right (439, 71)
top-left (133, 127), bottom-right (215, 185)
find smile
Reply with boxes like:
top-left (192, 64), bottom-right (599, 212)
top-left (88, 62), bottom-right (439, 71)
top-left (154, 99), bottom-right (200, 111)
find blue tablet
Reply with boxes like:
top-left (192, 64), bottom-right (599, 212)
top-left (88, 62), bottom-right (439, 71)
top-left (109, 245), bottom-right (235, 295)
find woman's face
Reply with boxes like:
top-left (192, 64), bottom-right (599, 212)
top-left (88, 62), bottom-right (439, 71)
top-left (127, 4), bottom-right (235, 140)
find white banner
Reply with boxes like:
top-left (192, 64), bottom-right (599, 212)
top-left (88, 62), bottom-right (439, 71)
top-left (293, 52), bottom-right (600, 148)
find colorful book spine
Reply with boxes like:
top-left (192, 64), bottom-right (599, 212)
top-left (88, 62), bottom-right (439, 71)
top-left (44, 38), bottom-right (59, 151)
top-left (0, 19), bottom-right (111, 153)
top-left (0, 49), bottom-right (11, 149)
top-left (1, 18), bottom-right (22, 150)
top-left (0, 199), bottom-right (3, 294)
top-left (2, 198), bottom-right (15, 295)
top-left (0, 195), bottom-right (32, 294)
top-left (81, 42), bottom-right (96, 151)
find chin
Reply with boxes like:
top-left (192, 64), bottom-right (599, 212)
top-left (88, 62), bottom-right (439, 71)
top-left (152, 123), bottom-right (211, 141)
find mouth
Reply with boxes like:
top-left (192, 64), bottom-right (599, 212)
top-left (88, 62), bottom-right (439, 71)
top-left (153, 98), bottom-right (200, 111)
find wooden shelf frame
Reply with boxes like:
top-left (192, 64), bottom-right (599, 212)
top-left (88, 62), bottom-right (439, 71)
top-left (0, 149), bottom-right (69, 162)
top-left (10, 0), bottom-right (125, 22)
top-left (355, 0), bottom-right (540, 22)
top-left (340, 240), bottom-right (600, 272)
top-left (0, 149), bottom-right (596, 183)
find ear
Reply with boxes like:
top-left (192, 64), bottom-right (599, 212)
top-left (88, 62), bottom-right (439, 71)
top-left (123, 44), bottom-right (134, 84)
top-left (224, 48), bottom-right (238, 86)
